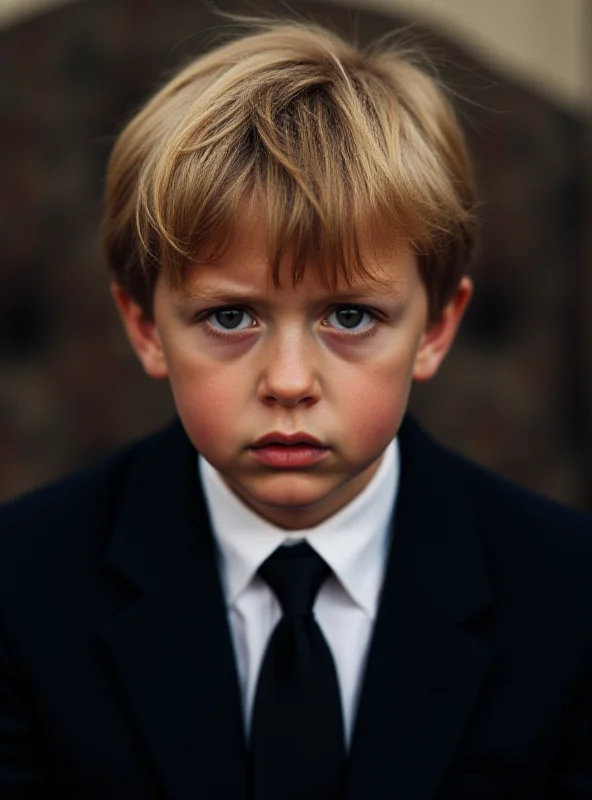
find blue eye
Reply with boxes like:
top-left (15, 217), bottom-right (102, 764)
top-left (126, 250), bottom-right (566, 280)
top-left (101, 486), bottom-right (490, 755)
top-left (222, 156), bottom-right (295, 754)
top-left (326, 307), bottom-right (373, 331)
top-left (200, 304), bottom-right (379, 341)
top-left (209, 308), bottom-right (253, 331)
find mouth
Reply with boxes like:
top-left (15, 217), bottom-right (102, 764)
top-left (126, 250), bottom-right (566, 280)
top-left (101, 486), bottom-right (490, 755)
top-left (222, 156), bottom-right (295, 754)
top-left (251, 432), bottom-right (327, 449)
top-left (249, 439), bottom-right (330, 467)
top-left (252, 442), bottom-right (328, 449)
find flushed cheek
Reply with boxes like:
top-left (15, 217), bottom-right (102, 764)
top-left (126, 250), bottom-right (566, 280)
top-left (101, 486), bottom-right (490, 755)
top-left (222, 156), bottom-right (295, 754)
top-left (347, 393), bottom-right (404, 454)
top-left (169, 373), bottom-right (245, 455)
top-left (184, 402), bottom-right (226, 445)
top-left (341, 372), bottom-right (410, 455)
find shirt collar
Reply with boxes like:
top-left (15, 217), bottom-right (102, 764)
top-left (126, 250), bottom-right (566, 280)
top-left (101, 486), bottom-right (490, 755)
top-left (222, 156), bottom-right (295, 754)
top-left (198, 439), bottom-right (399, 619)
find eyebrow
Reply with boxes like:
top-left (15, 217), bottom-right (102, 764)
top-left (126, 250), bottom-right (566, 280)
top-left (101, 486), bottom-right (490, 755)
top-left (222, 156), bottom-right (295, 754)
top-left (182, 286), bottom-right (403, 303)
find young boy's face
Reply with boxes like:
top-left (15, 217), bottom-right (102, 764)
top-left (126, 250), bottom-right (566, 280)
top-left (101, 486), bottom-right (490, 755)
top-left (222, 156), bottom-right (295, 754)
top-left (115, 205), bottom-right (471, 530)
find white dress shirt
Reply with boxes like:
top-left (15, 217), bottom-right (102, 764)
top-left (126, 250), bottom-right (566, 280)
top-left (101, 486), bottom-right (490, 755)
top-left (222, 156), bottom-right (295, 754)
top-left (198, 440), bottom-right (400, 747)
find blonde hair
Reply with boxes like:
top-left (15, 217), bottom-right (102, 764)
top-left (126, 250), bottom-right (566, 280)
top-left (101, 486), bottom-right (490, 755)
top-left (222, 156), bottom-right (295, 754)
top-left (102, 20), bottom-right (478, 321)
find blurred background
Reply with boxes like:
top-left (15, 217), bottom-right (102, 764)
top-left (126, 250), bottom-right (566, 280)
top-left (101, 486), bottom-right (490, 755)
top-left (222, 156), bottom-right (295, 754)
top-left (0, 0), bottom-right (590, 509)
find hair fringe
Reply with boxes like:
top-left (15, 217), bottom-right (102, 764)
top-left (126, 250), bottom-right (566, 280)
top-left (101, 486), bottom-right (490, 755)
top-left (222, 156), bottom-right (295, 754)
top-left (102, 16), bottom-right (479, 321)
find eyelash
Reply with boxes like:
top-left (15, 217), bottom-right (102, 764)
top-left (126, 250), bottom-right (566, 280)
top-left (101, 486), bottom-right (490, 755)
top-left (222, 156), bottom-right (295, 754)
top-left (198, 305), bottom-right (380, 342)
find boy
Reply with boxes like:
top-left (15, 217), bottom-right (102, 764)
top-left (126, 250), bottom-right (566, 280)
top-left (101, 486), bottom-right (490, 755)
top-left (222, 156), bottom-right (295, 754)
top-left (1, 19), bottom-right (592, 800)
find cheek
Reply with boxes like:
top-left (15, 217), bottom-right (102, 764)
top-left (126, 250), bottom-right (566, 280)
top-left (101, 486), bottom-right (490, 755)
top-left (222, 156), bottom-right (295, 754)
top-left (341, 363), bottom-right (413, 451)
top-left (166, 364), bottom-right (243, 451)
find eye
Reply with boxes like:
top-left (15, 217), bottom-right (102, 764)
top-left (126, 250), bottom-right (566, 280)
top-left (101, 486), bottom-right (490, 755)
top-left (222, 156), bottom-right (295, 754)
top-left (207, 308), bottom-right (254, 331)
top-left (324, 306), bottom-right (376, 333)
top-left (199, 303), bottom-right (380, 342)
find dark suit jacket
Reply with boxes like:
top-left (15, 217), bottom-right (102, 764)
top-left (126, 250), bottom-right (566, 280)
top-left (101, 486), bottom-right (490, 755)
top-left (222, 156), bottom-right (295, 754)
top-left (1, 415), bottom-right (592, 799)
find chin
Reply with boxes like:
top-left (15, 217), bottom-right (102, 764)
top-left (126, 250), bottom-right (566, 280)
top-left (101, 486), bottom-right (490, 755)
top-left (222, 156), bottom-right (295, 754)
top-left (241, 476), bottom-right (334, 510)
top-left (252, 488), bottom-right (327, 511)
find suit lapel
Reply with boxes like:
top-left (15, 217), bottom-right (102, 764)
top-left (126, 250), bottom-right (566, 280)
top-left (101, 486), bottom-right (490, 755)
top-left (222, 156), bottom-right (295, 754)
top-left (101, 420), bottom-right (248, 800)
top-left (98, 415), bottom-right (493, 799)
top-left (345, 416), bottom-right (494, 799)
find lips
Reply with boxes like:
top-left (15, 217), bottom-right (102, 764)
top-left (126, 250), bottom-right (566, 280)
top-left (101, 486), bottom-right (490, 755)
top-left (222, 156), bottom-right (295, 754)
top-left (251, 432), bottom-right (327, 448)
top-left (250, 435), bottom-right (330, 468)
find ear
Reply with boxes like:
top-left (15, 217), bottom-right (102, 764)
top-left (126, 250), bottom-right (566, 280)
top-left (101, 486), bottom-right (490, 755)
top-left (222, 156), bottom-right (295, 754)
top-left (412, 276), bottom-right (473, 382)
top-left (111, 284), bottom-right (168, 380)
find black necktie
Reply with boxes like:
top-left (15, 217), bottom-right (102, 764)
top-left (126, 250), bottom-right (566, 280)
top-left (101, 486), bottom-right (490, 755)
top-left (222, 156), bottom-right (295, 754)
top-left (249, 541), bottom-right (346, 800)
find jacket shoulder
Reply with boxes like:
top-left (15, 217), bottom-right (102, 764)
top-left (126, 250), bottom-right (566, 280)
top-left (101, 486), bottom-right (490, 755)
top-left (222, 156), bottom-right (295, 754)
top-left (405, 416), bottom-right (592, 570)
top-left (440, 438), bottom-right (592, 592)
top-left (0, 426), bottom-right (168, 559)
top-left (405, 415), bottom-right (592, 535)
top-left (462, 450), bottom-right (592, 539)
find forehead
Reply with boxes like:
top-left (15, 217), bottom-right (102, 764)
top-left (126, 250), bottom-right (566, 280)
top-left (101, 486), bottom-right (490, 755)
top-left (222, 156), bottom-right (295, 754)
top-left (178, 200), bottom-right (417, 300)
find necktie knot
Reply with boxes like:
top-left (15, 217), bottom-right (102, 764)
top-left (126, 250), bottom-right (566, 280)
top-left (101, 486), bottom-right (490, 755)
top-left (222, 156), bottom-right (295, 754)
top-left (258, 541), bottom-right (330, 618)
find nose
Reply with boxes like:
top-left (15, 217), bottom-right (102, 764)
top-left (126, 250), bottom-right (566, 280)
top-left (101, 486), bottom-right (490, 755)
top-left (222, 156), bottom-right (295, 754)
top-left (258, 328), bottom-right (321, 407)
